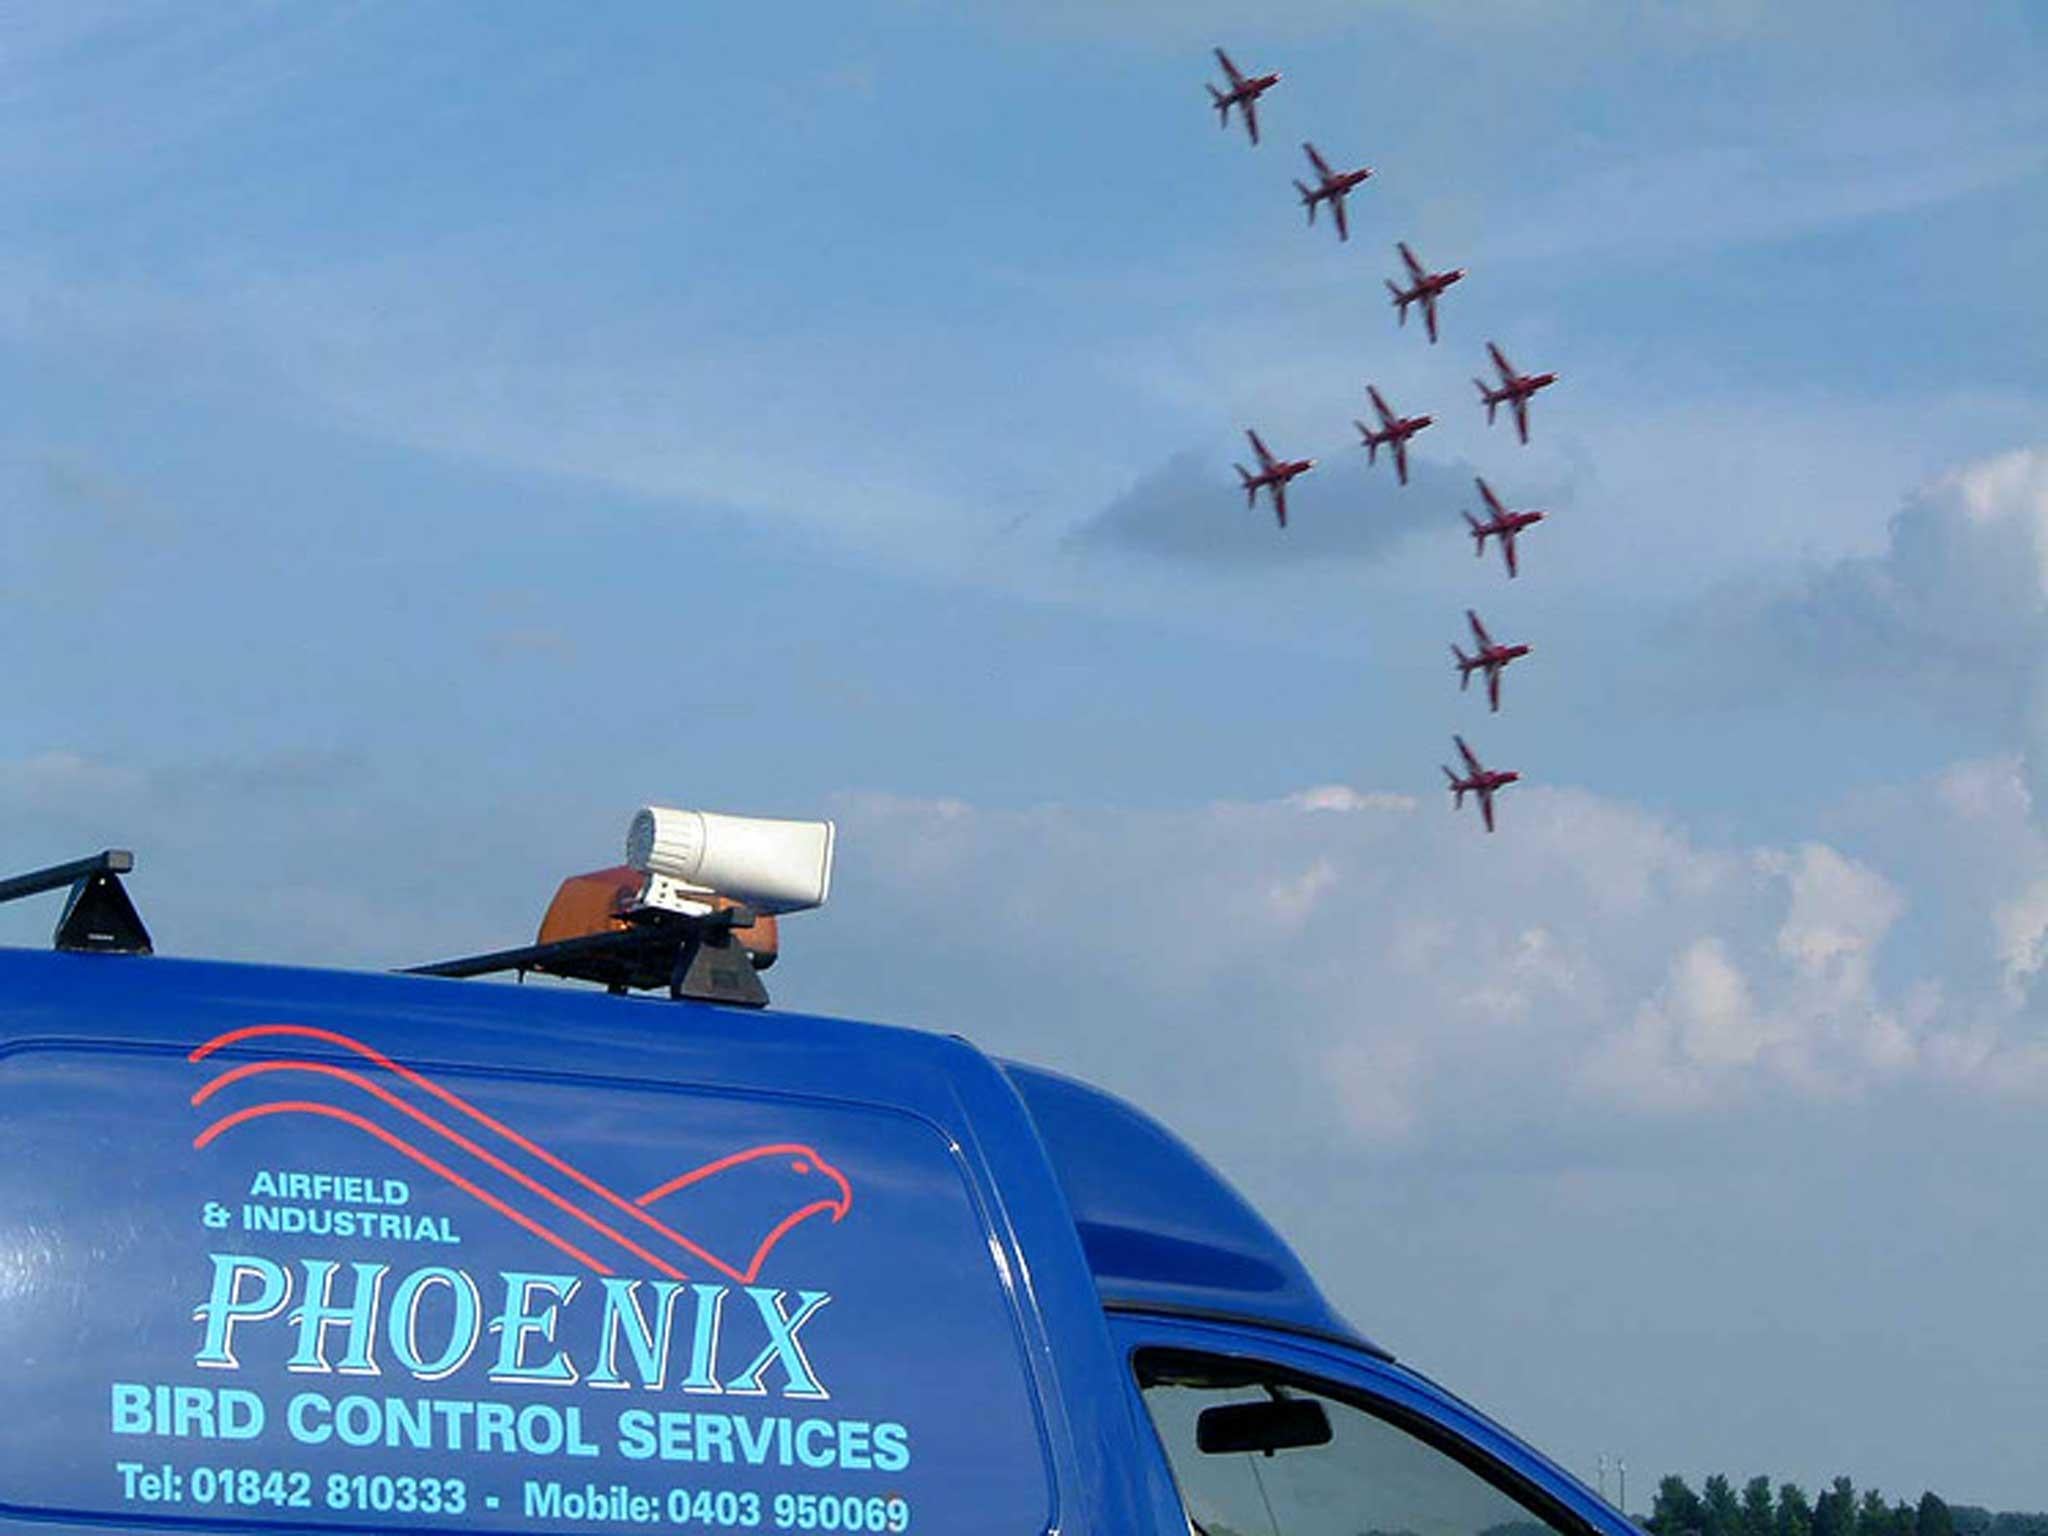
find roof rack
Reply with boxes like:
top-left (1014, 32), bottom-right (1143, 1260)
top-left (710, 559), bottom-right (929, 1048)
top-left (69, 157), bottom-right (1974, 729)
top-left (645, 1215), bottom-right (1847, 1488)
top-left (402, 904), bottom-right (770, 1008)
top-left (6, 804), bottom-right (823, 1013)
top-left (0, 849), bottom-right (153, 955)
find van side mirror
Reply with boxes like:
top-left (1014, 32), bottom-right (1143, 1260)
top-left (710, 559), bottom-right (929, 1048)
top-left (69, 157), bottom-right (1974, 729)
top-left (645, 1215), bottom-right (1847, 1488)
top-left (1196, 1398), bottom-right (1333, 1457)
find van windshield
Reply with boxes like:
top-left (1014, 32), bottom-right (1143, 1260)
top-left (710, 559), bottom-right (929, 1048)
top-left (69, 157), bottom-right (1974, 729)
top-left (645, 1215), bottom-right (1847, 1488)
top-left (1136, 1350), bottom-right (1575, 1536)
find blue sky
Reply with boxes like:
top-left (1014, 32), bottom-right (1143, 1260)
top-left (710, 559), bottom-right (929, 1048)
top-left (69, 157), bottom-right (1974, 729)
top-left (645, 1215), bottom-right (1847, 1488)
top-left (8, 0), bottom-right (2048, 1508)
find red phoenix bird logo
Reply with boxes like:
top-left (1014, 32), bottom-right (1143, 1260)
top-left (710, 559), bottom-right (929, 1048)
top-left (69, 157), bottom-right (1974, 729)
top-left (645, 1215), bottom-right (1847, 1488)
top-left (187, 1024), bottom-right (853, 1284)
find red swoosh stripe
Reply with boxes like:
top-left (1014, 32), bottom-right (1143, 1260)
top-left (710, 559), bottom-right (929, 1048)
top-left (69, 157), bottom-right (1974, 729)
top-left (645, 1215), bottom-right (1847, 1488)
top-left (195, 1100), bottom-right (613, 1276)
top-left (193, 1024), bottom-right (747, 1277)
top-left (190, 1024), bottom-right (849, 1282)
top-left (638, 1143), bottom-right (842, 1206)
top-left (739, 1200), bottom-right (848, 1289)
top-left (194, 1058), bottom-right (688, 1280)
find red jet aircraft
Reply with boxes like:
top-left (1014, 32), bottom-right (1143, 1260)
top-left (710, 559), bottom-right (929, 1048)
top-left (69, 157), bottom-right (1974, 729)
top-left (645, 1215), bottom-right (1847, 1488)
top-left (1354, 386), bottom-right (1432, 486)
top-left (1235, 429), bottom-right (1314, 528)
top-left (1294, 143), bottom-right (1372, 241)
top-left (1443, 735), bottom-right (1519, 833)
top-left (1386, 242), bottom-right (1464, 344)
top-left (1451, 609), bottom-right (1530, 712)
top-left (1474, 341), bottom-right (1559, 444)
top-left (1462, 478), bottom-right (1545, 577)
top-left (1208, 48), bottom-right (1280, 145)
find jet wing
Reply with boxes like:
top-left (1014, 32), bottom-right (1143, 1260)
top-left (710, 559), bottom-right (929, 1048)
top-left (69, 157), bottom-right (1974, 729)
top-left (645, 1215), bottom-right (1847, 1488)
top-left (1242, 97), bottom-right (1261, 144)
top-left (1392, 437), bottom-right (1408, 485)
top-left (1456, 736), bottom-right (1482, 774)
top-left (1487, 669), bottom-right (1502, 712)
top-left (1332, 195), bottom-right (1349, 242)
top-left (1488, 341), bottom-right (1515, 379)
top-left (1512, 396), bottom-right (1530, 444)
top-left (1368, 386), bottom-right (1394, 426)
top-left (1215, 47), bottom-right (1246, 85)
top-left (1501, 528), bottom-right (1520, 577)
top-left (1247, 428), bottom-right (1275, 468)
top-left (1476, 477), bottom-right (1503, 516)
top-left (1479, 788), bottom-right (1496, 833)
top-left (1270, 479), bottom-right (1288, 529)
top-left (1422, 292), bottom-right (1440, 343)
top-left (1303, 142), bottom-right (1332, 179)
top-left (1467, 610), bottom-right (1491, 647)
top-left (1399, 241), bottom-right (1425, 280)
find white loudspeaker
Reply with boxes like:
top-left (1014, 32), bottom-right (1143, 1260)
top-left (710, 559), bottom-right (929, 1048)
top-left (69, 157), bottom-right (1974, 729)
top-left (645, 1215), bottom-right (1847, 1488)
top-left (626, 806), bottom-right (835, 915)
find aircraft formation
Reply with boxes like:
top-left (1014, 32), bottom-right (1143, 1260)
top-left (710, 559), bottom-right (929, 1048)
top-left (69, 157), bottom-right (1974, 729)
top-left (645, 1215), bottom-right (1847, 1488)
top-left (1205, 46), bottom-right (1562, 833)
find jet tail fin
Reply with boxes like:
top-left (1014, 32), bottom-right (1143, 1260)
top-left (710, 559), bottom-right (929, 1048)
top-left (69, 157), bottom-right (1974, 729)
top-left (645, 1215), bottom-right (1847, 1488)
top-left (1235, 463), bottom-right (1256, 503)
top-left (1453, 645), bottom-right (1471, 684)
top-left (1474, 379), bottom-right (1497, 422)
top-left (1295, 181), bottom-right (1315, 220)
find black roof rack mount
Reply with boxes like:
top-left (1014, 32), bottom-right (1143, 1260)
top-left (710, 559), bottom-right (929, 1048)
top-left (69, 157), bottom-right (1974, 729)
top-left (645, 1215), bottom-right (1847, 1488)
top-left (403, 905), bottom-right (771, 1009)
top-left (0, 849), bottom-right (154, 956)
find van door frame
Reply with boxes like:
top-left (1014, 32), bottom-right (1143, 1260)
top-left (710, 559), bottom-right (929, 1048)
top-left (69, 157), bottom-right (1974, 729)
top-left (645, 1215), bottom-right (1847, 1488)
top-left (1104, 1310), bottom-right (1640, 1536)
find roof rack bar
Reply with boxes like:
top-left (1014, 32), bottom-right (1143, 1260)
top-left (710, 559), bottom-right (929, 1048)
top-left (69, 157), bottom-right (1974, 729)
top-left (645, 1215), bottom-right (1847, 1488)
top-left (0, 850), bottom-right (134, 907)
top-left (402, 905), bottom-right (770, 1008)
top-left (404, 927), bottom-right (653, 981)
top-left (0, 849), bottom-right (154, 956)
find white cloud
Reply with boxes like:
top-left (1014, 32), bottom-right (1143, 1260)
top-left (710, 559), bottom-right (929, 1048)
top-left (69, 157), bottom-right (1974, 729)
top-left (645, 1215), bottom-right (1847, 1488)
top-left (1993, 880), bottom-right (2048, 1004)
top-left (1739, 447), bottom-right (2048, 807)
top-left (1263, 857), bottom-right (1339, 926)
top-left (1668, 937), bottom-right (1760, 1069)
top-left (817, 767), bottom-right (2048, 1152)
top-left (1584, 937), bottom-right (1756, 1112)
top-left (1768, 843), bottom-right (1901, 983)
top-left (1287, 784), bottom-right (1416, 813)
top-left (1586, 844), bottom-right (1916, 1110)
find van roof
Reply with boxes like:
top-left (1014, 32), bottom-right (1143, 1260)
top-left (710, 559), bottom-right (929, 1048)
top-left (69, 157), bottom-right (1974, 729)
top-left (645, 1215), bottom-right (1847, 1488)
top-left (0, 945), bottom-right (1372, 1354)
top-left (996, 1060), bottom-right (1376, 1353)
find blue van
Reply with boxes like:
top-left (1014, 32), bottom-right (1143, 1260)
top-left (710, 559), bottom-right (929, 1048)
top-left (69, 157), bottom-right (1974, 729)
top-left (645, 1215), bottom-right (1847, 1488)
top-left (0, 842), bottom-right (1638, 1536)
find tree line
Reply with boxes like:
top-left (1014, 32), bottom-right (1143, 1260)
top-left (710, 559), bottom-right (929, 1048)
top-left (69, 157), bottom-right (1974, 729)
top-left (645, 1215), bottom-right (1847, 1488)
top-left (1646, 1476), bottom-right (2046, 1536)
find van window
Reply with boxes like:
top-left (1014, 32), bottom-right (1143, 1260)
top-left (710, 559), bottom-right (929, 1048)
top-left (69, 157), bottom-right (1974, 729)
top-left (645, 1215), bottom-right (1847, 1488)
top-left (0, 1031), bottom-right (1051, 1532)
top-left (1135, 1349), bottom-right (1573, 1536)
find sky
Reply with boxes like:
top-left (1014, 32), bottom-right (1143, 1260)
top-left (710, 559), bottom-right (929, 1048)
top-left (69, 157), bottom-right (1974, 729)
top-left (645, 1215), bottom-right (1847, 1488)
top-left (7, 0), bottom-right (2048, 1509)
